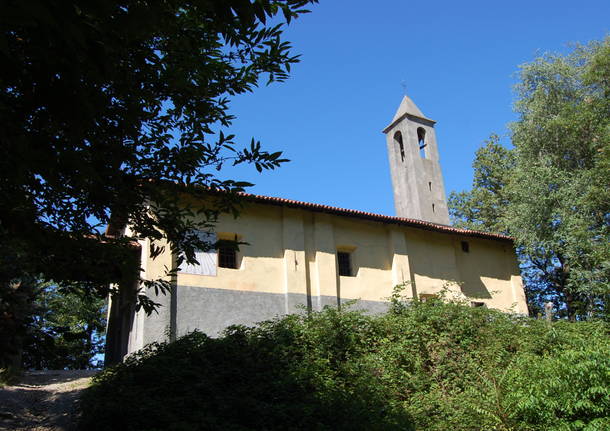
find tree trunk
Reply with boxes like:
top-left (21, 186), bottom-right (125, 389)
top-left (104, 279), bottom-right (137, 366)
top-left (103, 228), bottom-right (141, 367)
top-left (0, 277), bottom-right (38, 377)
top-left (565, 292), bottom-right (576, 322)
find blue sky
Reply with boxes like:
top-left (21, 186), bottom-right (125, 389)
top-left (222, 0), bottom-right (609, 217)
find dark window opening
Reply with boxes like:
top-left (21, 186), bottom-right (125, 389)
top-left (461, 241), bottom-right (470, 253)
top-left (218, 245), bottom-right (237, 269)
top-left (471, 302), bottom-right (486, 308)
top-left (337, 252), bottom-right (352, 276)
top-left (432, 203), bottom-right (435, 213)
top-left (428, 181), bottom-right (432, 192)
top-left (417, 127), bottom-right (426, 158)
top-left (394, 131), bottom-right (405, 162)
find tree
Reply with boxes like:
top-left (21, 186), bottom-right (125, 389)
top-left (1, 0), bottom-right (317, 366)
top-left (0, 1), bottom-right (317, 304)
top-left (22, 283), bottom-right (106, 370)
top-left (449, 38), bottom-right (610, 320)
top-left (448, 134), bottom-right (514, 234)
top-left (0, 276), bottom-right (39, 379)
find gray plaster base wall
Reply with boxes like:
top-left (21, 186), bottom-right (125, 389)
top-left (141, 285), bottom-right (389, 344)
top-left (176, 285), bottom-right (289, 337)
top-left (140, 284), bottom-right (173, 347)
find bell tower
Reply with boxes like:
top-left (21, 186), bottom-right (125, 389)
top-left (383, 95), bottom-right (450, 225)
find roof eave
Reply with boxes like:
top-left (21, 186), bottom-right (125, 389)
top-left (382, 112), bottom-right (436, 134)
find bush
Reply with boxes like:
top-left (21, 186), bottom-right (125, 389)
top-left (79, 308), bottom-right (413, 431)
top-left (80, 298), bottom-right (610, 431)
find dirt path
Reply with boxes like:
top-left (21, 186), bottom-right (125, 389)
top-left (0, 370), bottom-right (97, 431)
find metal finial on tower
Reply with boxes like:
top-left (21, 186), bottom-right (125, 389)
top-left (401, 80), bottom-right (407, 95)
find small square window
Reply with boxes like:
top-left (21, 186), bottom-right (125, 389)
top-left (218, 245), bottom-right (237, 269)
top-left (461, 241), bottom-right (470, 253)
top-left (337, 252), bottom-right (352, 276)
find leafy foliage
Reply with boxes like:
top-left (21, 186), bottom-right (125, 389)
top-left (0, 279), bottom-right (105, 375)
top-left (0, 276), bottom-right (39, 382)
top-left (80, 297), bottom-right (610, 431)
top-left (81, 308), bottom-right (415, 431)
top-left (0, 0), bottom-right (316, 311)
top-left (21, 283), bottom-right (106, 370)
top-left (448, 134), bottom-right (514, 234)
top-left (449, 38), bottom-right (610, 319)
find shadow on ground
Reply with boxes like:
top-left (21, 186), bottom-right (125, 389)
top-left (0, 370), bottom-right (97, 431)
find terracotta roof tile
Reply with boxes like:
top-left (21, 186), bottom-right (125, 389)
top-left (236, 192), bottom-right (513, 243)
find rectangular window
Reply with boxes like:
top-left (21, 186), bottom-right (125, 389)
top-left (461, 241), bottom-right (470, 253)
top-left (218, 244), bottom-right (237, 269)
top-left (471, 301), bottom-right (486, 308)
top-left (337, 251), bottom-right (352, 276)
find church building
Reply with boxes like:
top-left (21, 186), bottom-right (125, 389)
top-left (112, 96), bottom-right (528, 360)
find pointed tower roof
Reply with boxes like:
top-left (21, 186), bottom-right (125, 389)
top-left (383, 95), bottom-right (435, 133)
top-left (392, 95), bottom-right (427, 122)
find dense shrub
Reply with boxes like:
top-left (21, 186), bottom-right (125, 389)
top-left (80, 296), bottom-right (610, 431)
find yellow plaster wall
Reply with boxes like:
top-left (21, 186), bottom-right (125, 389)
top-left (406, 228), bottom-right (528, 313)
top-left (331, 217), bottom-right (394, 302)
top-left (150, 201), bottom-right (527, 314)
top-left (405, 228), bottom-right (462, 295)
top-left (177, 204), bottom-right (286, 294)
top-left (144, 236), bottom-right (173, 282)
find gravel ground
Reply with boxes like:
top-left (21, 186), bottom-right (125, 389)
top-left (0, 370), bottom-right (97, 431)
